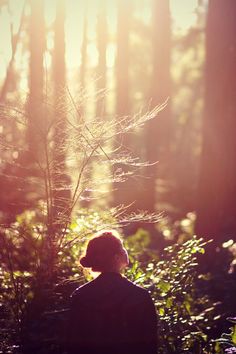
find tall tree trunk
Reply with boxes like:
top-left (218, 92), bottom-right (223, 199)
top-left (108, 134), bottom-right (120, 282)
top-left (0, 1), bottom-right (44, 222)
top-left (80, 2), bottom-right (107, 208)
top-left (116, 0), bottom-right (130, 119)
top-left (142, 0), bottom-right (171, 212)
top-left (52, 0), bottom-right (71, 228)
top-left (96, 0), bottom-right (107, 118)
top-left (0, 1), bottom-right (26, 102)
top-left (112, 0), bottom-right (132, 207)
top-left (80, 4), bottom-right (87, 104)
top-left (78, 8), bottom-right (91, 208)
top-left (196, 0), bottom-right (236, 241)
top-left (27, 0), bottom-right (45, 161)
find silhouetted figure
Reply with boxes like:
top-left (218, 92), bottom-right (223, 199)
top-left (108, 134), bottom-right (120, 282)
top-left (66, 230), bottom-right (157, 354)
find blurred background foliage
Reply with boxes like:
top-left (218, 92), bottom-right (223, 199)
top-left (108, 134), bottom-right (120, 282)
top-left (1, 0), bottom-right (236, 353)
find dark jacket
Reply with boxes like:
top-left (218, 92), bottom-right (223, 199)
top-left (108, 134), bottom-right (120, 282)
top-left (66, 272), bottom-right (157, 354)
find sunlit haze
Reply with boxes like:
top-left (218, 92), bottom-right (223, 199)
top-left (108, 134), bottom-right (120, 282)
top-left (0, 0), bottom-right (198, 81)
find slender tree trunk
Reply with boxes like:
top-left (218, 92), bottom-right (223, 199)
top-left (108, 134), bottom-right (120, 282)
top-left (80, 4), bottom-right (87, 106)
top-left (52, 0), bottom-right (71, 228)
top-left (0, 1), bottom-right (26, 102)
top-left (78, 9), bottom-right (91, 208)
top-left (21, 2), bottom-right (50, 346)
top-left (80, 2), bottom-right (107, 208)
top-left (142, 0), bottom-right (171, 212)
top-left (112, 0), bottom-right (132, 207)
top-left (116, 0), bottom-right (130, 119)
top-left (196, 0), bottom-right (236, 241)
top-left (96, 0), bottom-right (107, 118)
top-left (0, 1), bottom-right (44, 222)
top-left (27, 0), bottom-right (45, 161)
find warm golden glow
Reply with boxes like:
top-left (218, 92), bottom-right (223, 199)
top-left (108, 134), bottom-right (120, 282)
top-left (0, 0), bottom-right (198, 85)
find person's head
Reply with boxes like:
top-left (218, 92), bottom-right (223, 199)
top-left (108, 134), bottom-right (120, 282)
top-left (80, 230), bottom-right (129, 273)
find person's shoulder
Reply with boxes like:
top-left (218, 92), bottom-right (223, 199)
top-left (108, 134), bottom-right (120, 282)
top-left (122, 276), bottom-right (152, 301)
top-left (70, 278), bottom-right (97, 299)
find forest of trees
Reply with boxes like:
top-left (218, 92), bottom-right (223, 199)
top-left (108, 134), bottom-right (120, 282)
top-left (0, 0), bottom-right (236, 353)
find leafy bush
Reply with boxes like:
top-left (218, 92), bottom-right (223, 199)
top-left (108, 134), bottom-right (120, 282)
top-left (0, 210), bottom-right (231, 353)
top-left (125, 229), bottom-right (216, 353)
top-left (214, 317), bottom-right (236, 353)
top-left (0, 207), bottom-right (118, 353)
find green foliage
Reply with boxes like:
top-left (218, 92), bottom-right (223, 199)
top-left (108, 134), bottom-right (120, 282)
top-left (0, 207), bottom-right (118, 352)
top-left (214, 317), bottom-right (236, 353)
top-left (125, 230), bottom-right (215, 353)
top-left (0, 209), bottom-right (231, 353)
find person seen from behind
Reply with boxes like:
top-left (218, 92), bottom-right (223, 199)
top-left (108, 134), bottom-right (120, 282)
top-left (66, 230), bottom-right (157, 354)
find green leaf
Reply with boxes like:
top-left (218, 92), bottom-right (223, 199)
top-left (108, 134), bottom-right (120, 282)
top-left (232, 325), bottom-right (236, 345)
top-left (159, 308), bottom-right (165, 316)
top-left (166, 297), bottom-right (173, 308)
top-left (158, 280), bottom-right (171, 293)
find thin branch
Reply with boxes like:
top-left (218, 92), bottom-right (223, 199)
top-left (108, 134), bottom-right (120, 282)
top-left (66, 86), bottom-right (111, 161)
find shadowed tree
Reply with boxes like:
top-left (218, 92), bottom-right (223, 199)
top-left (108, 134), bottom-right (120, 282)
top-left (80, 1), bottom-right (107, 208)
top-left (112, 0), bottom-right (132, 207)
top-left (196, 0), bottom-right (236, 242)
top-left (116, 0), bottom-right (130, 119)
top-left (78, 6), bottom-right (91, 208)
top-left (0, 1), bottom-right (45, 222)
top-left (171, 4), bottom-right (205, 216)
top-left (0, 1), bottom-right (26, 102)
top-left (142, 0), bottom-right (171, 212)
top-left (52, 0), bottom-right (71, 227)
top-left (96, 0), bottom-right (107, 118)
top-left (0, 2), bottom-right (26, 220)
top-left (80, 3), bottom-right (87, 104)
top-left (27, 0), bottom-right (45, 160)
